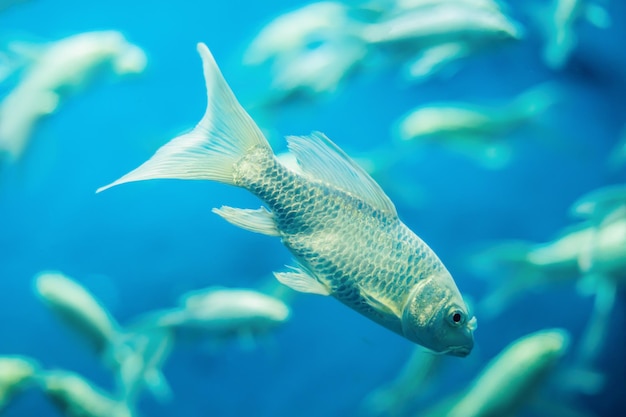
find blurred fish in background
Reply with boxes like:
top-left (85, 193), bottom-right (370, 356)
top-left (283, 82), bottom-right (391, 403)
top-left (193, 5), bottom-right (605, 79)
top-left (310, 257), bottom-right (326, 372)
top-left (0, 30), bottom-right (146, 164)
top-left (0, 0), bottom-right (624, 416)
top-left (393, 82), bottom-right (562, 169)
top-left (0, 356), bottom-right (39, 412)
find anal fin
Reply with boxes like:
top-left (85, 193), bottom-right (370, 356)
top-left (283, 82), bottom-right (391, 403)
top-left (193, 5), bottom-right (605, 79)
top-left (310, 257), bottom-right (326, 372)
top-left (212, 206), bottom-right (280, 236)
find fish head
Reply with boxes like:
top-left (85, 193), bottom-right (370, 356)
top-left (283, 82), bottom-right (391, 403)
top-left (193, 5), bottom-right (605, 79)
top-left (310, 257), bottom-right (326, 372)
top-left (401, 273), bottom-right (476, 357)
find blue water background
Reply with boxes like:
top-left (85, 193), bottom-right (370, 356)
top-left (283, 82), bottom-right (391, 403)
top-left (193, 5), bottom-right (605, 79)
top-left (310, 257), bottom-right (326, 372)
top-left (0, 1), bottom-right (625, 416)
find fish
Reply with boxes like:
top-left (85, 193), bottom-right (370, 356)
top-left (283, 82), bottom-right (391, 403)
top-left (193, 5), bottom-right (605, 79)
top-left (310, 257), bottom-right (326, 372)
top-left (536, 0), bottom-right (611, 69)
top-left (470, 184), bottom-right (626, 365)
top-left (242, 1), bottom-right (353, 66)
top-left (34, 271), bottom-right (172, 403)
top-left (38, 370), bottom-right (135, 417)
top-left (0, 30), bottom-right (147, 162)
top-left (34, 271), bottom-right (123, 357)
top-left (97, 43), bottom-right (476, 357)
top-left (132, 286), bottom-right (291, 349)
top-left (0, 356), bottom-right (39, 411)
top-left (420, 329), bottom-right (572, 417)
top-left (258, 39), bottom-right (368, 108)
top-left (360, 2), bottom-right (522, 50)
top-left (394, 83), bottom-right (560, 169)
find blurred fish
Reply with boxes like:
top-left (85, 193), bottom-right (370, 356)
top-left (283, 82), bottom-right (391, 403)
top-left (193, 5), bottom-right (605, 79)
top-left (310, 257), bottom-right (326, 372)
top-left (537, 0), bottom-right (611, 70)
top-left (133, 286), bottom-right (291, 350)
top-left (37, 370), bottom-right (134, 417)
top-left (360, 1), bottom-right (523, 81)
top-left (34, 271), bottom-right (123, 358)
top-left (243, 1), bottom-right (353, 66)
top-left (419, 328), bottom-right (572, 417)
top-left (256, 38), bottom-right (369, 108)
top-left (395, 83), bottom-right (560, 169)
top-left (98, 43), bottom-right (477, 357)
top-left (244, 1), bottom-right (368, 107)
top-left (471, 185), bottom-right (626, 365)
top-left (33, 271), bottom-right (172, 403)
top-left (115, 328), bottom-right (174, 404)
top-left (360, 2), bottom-right (521, 45)
top-left (0, 30), bottom-right (147, 162)
top-left (360, 348), bottom-right (445, 417)
top-left (364, 0), bottom-right (506, 17)
top-left (0, 355), bottom-right (39, 411)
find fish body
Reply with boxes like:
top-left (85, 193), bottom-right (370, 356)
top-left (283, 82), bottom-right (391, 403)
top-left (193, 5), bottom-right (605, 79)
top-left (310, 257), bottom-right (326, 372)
top-left (98, 43), bottom-right (475, 357)
top-left (0, 356), bottom-right (39, 411)
top-left (540, 0), bottom-right (610, 69)
top-left (39, 371), bottom-right (134, 417)
top-left (0, 30), bottom-right (146, 161)
top-left (362, 3), bottom-right (521, 48)
top-left (243, 1), bottom-right (351, 65)
top-left (148, 287), bottom-right (291, 341)
top-left (34, 271), bottom-right (120, 356)
top-left (431, 329), bottom-right (570, 417)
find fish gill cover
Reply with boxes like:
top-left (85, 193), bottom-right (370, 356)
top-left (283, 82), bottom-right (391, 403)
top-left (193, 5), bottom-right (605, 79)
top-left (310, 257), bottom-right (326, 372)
top-left (0, 1), bottom-right (625, 417)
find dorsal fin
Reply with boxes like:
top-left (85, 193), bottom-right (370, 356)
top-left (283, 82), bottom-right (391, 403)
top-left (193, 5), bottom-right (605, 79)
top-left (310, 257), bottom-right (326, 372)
top-left (286, 132), bottom-right (397, 215)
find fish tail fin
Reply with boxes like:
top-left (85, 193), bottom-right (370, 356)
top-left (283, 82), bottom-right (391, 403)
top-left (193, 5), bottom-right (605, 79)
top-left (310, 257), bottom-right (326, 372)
top-left (97, 43), bottom-right (271, 193)
top-left (112, 327), bottom-right (174, 405)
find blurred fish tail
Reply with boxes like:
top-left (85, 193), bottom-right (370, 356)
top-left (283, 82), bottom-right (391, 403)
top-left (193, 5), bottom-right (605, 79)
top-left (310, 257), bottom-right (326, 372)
top-left (97, 43), bottom-right (272, 193)
top-left (112, 327), bottom-right (174, 405)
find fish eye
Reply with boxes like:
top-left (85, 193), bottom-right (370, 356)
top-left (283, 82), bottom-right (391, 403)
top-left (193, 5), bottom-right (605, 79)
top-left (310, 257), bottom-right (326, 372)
top-left (448, 309), bottom-right (465, 327)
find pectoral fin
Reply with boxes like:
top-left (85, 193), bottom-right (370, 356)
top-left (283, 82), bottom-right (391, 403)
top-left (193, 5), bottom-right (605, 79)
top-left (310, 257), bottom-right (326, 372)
top-left (273, 266), bottom-right (330, 296)
top-left (212, 206), bottom-right (280, 236)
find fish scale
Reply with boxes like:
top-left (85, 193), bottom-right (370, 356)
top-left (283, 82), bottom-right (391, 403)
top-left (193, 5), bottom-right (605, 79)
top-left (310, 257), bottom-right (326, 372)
top-left (235, 144), bottom-right (447, 336)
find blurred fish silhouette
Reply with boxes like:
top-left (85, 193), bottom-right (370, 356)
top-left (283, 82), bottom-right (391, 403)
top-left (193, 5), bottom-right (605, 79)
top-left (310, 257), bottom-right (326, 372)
top-left (394, 82), bottom-right (561, 169)
top-left (0, 355), bottom-right (39, 412)
top-left (470, 184), bottom-right (626, 366)
top-left (530, 0), bottom-right (611, 69)
top-left (37, 370), bottom-right (135, 417)
top-left (131, 286), bottom-right (291, 351)
top-left (360, 0), bottom-right (523, 82)
top-left (98, 43), bottom-right (476, 357)
top-left (243, 1), bottom-right (354, 66)
top-left (419, 329), bottom-right (588, 417)
top-left (33, 271), bottom-right (172, 403)
top-left (243, 1), bottom-right (368, 108)
top-left (0, 30), bottom-right (147, 163)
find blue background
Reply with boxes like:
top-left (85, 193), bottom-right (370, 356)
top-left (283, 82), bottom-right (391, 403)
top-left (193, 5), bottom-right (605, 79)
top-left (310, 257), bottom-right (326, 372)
top-left (0, 1), bottom-right (625, 416)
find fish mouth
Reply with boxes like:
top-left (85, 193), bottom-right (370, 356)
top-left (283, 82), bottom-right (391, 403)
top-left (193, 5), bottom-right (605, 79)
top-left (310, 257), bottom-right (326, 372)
top-left (447, 346), bottom-right (472, 357)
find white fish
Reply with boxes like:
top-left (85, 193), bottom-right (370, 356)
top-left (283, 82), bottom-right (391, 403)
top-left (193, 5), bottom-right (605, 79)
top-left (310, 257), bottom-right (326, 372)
top-left (34, 271), bottom-right (172, 403)
top-left (34, 271), bottom-right (122, 356)
top-left (423, 329), bottom-right (571, 417)
top-left (395, 83), bottom-right (559, 169)
top-left (0, 356), bottom-right (39, 411)
top-left (38, 370), bottom-right (134, 417)
top-left (97, 43), bottom-right (476, 356)
top-left (135, 287), bottom-right (290, 348)
top-left (0, 30), bottom-right (147, 162)
top-left (243, 1), bottom-right (353, 65)
top-left (536, 0), bottom-right (611, 69)
top-left (361, 3), bottom-right (522, 48)
top-left (260, 39), bottom-right (368, 107)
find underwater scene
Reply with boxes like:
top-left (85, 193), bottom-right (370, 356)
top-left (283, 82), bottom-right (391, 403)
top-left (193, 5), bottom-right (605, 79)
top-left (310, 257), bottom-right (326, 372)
top-left (1, 0), bottom-right (625, 416)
